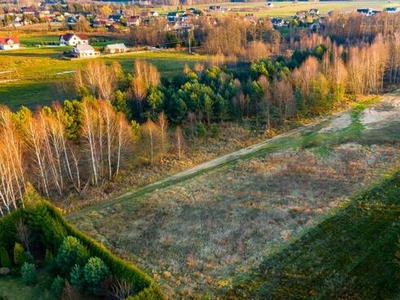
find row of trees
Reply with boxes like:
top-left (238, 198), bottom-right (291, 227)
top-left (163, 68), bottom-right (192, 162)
top-left (0, 99), bottom-right (133, 215)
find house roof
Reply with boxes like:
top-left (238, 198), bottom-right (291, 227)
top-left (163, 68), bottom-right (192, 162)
top-left (74, 44), bottom-right (94, 52)
top-left (127, 16), bottom-right (140, 21)
top-left (61, 33), bottom-right (89, 41)
top-left (105, 43), bottom-right (127, 49)
top-left (0, 36), bottom-right (20, 44)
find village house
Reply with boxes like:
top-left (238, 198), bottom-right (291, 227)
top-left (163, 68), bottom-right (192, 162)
top-left (104, 43), bottom-right (127, 54)
top-left (384, 7), bottom-right (399, 13)
top-left (356, 8), bottom-right (374, 16)
top-left (109, 14), bottom-right (123, 23)
top-left (72, 44), bottom-right (98, 58)
top-left (0, 36), bottom-right (20, 50)
top-left (126, 16), bottom-right (141, 26)
top-left (60, 33), bottom-right (89, 46)
top-left (309, 8), bottom-right (320, 16)
top-left (92, 18), bottom-right (112, 28)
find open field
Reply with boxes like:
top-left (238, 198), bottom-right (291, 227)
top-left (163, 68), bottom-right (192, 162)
top-left (70, 93), bottom-right (400, 298)
top-left (0, 47), bottom-right (208, 109)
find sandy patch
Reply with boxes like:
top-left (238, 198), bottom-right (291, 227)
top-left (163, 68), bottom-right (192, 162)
top-left (319, 113), bottom-right (352, 133)
top-left (361, 95), bottom-right (400, 129)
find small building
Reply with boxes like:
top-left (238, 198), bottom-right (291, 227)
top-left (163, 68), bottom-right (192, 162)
top-left (72, 44), bottom-right (98, 58)
top-left (357, 8), bottom-right (374, 16)
top-left (126, 16), bottom-right (141, 26)
top-left (60, 33), bottom-right (89, 46)
top-left (109, 14), bottom-right (123, 23)
top-left (92, 18), bottom-right (112, 28)
top-left (167, 11), bottom-right (180, 23)
top-left (0, 36), bottom-right (20, 50)
top-left (104, 43), bottom-right (127, 54)
top-left (385, 7), bottom-right (399, 13)
top-left (309, 8), bottom-right (319, 15)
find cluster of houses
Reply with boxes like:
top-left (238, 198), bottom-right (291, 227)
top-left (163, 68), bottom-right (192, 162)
top-left (0, 33), bottom-right (127, 59)
top-left (60, 33), bottom-right (128, 58)
top-left (356, 7), bottom-right (399, 16)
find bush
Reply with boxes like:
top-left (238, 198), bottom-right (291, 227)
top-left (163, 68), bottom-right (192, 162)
top-left (70, 264), bottom-right (84, 291)
top-left (21, 262), bottom-right (37, 285)
top-left (56, 236), bottom-right (89, 275)
top-left (51, 276), bottom-right (65, 298)
top-left (196, 123), bottom-right (207, 137)
top-left (13, 243), bottom-right (27, 265)
top-left (210, 124), bottom-right (219, 137)
top-left (83, 257), bottom-right (109, 295)
top-left (0, 247), bottom-right (11, 268)
top-left (0, 210), bottom-right (22, 250)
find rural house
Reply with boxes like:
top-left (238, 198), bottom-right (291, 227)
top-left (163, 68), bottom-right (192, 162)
top-left (126, 16), bottom-right (141, 26)
top-left (72, 44), bottom-right (98, 58)
top-left (104, 43), bottom-right (127, 54)
top-left (60, 33), bottom-right (89, 46)
top-left (0, 36), bottom-right (20, 50)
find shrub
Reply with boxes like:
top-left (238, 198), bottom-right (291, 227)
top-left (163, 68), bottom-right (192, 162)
top-left (56, 236), bottom-right (89, 275)
top-left (0, 210), bottom-right (22, 250)
top-left (51, 276), bottom-right (65, 298)
top-left (70, 264), bottom-right (84, 291)
top-left (83, 257), bottom-right (109, 295)
top-left (28, 204), bottom-right (67, 252)
top-left (13, 243), bottom-right (27, 265)
top-left (0, 247), bottom-right (11, 268)
top-left (21, 262), bottom-right (37, 285)
top-left (197, 123), bottom-right (207, 137)
top-left (210, 124), bottom-right (219, 137)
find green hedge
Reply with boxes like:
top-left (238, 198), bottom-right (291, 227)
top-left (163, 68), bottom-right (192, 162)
top-left (0, 209), bottom-right (23, 250)
top-left (0, 201), bottom-right (164, 299)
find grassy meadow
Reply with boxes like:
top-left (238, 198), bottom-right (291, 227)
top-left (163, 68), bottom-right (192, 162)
top-left (0, 46), bottom-right (208, 109)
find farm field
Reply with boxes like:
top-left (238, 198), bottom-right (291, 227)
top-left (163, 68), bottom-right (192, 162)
top-left (0, 47), bottom-right (208, 109)
top-left (71, 93), bottom-right (400, 298)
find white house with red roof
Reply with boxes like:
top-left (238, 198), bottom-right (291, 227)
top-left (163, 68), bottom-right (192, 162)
top-left (0, 36), bottom-right (20, 50)
top-left (59, 33), bottom-right (89, 46)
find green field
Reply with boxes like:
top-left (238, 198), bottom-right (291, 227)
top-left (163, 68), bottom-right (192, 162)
top-left (0, 47), bottom-right (208, 109)
top-left (18, 34), bottom-right (60, 46)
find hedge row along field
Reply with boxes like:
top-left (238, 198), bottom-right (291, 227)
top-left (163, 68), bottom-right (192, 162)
top-left (0, 189), bottom-right (164, 300)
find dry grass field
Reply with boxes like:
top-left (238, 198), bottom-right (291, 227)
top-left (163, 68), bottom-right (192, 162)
top-left (72, 93), bottom-right (400, 298)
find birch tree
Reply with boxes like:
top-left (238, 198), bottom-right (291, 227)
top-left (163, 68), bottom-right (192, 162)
top-left (0, 106), bottom-right (25, 215)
